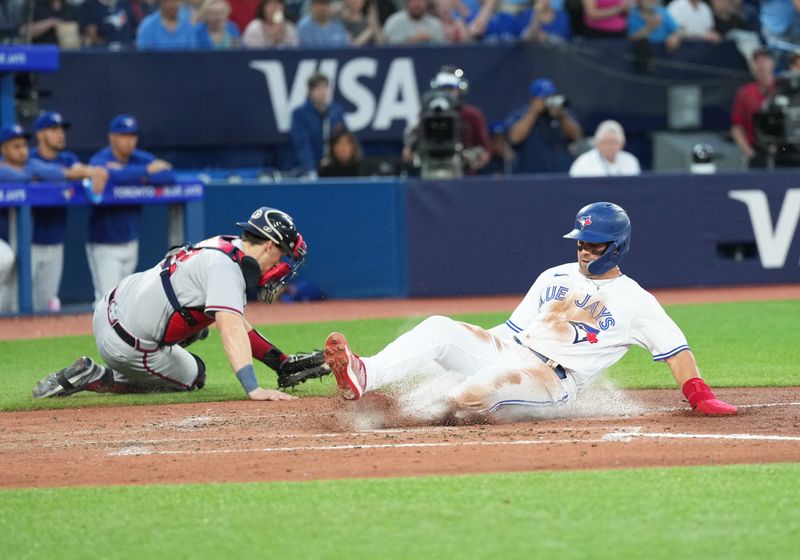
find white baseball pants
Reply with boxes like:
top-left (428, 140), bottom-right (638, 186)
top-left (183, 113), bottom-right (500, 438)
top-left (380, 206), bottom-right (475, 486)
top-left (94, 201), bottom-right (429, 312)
top-left (0, 239), bottom-right (15, 313)
top-left (32, 243), bottom-right (63, 312)
top-left (362, 315), bottom-right (577, 414)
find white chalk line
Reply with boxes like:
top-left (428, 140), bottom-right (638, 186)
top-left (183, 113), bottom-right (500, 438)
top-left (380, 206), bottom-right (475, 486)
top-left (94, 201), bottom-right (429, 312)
top-left (108, 425), bottom-right (800, 457)
top-left (650, 401), bottom-right (800, 413)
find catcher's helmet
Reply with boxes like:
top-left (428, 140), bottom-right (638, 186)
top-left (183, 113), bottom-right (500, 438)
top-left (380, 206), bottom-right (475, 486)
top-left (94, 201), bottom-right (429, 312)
top-left (563, 202), bottom-right (631, 275)
top-left (237, 207), bottom-right (307, 302)
top-left (237, 207), bottom-right (305, 260)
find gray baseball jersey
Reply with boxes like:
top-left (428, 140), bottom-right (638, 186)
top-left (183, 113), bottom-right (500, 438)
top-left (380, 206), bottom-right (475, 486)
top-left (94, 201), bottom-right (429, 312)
top-left (92, 237), bottom-right (247, 390)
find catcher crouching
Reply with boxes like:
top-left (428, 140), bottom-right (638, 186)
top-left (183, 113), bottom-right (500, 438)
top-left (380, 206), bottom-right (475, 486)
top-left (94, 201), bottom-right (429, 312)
top-left (33, 206), bottom-right (329, 401)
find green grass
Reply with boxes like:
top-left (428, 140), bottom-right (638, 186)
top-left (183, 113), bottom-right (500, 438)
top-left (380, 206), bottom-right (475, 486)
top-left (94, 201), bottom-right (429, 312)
top-left (1, 463), bottom-right (797, 559)
top-left (1, 299), bottom-right (798, 412)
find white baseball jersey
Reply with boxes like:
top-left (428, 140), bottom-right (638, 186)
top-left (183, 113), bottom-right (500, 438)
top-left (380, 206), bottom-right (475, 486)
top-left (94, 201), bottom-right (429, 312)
top-left (493, 262), bottom-right (688, 391)
top-left (113, 237), bottom-right (247, 345)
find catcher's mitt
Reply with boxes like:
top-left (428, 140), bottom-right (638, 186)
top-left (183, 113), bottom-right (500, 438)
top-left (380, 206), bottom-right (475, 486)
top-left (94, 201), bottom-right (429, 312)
top-left (277, 350), bottom-right (331, 389)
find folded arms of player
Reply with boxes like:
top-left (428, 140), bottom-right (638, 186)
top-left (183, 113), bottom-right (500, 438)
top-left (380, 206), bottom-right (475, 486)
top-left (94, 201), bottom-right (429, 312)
top-left (666, 350), bottom-right (737, 415)
top-left (64, 164), bottom-right (109, 194)
top-left (216, 311), bottom-right (296, 401)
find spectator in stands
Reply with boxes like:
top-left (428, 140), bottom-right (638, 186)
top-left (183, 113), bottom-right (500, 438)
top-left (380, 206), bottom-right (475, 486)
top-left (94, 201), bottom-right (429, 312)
top-left (340, 0), bottom-right (383, 45)
top-left (435, 0), bottom-right (471, 42)
top-left (730, 48), bottom-right (779, 168)
top-left (195, 0), bottom-right (241, 47)
top-left (29, 111), bottom-right (110, 313)
top-left (228, 0), bottom-right (260, 31)
top-left (711, 0), bottom-right (747, 36)
top-left (296, 0), bottom-right (350, 46)
top-left (290, 73), bottom-right (346, 176)
top-left (20, 0), bottom-right (83, 47)
top-left (242, 0), bottom-right (299, 47)
top-left (87, 115), bottom-right (175, 306)
top-left (628, 0), bottom-right (681, 74)
top-left (81, 0), bottom-right (139, 48)
top-left (482, 119), bottom-right (515, 175)
top-left (760, 0), bottom-right (800, 48)
top-left (318, 129), bottom-right (365, 177)
top-left (790, 51), bottom-right (800, 72)
top-left (628, 0), bottom-right (681, 50)
top-left (384, 0), bottom-right (447, 44)
top-left (521, 0), bottom-right (572, 43)
top-left (506, 77), bottom-right (583, 173)
top-left (709, 0), bottom-right (760, 61)
top-left (0, 0), bottom-right (26, 43)
top-left (569, 119), bottom-right (641, 177)
top-left (136, 0), bottom-right (198, 48)
top-left (667, 0), bottom-right (721, 42)
top-left (478, 0), bottom-right (529, 42)
top-left (581, 0), bottom-right (630, 39)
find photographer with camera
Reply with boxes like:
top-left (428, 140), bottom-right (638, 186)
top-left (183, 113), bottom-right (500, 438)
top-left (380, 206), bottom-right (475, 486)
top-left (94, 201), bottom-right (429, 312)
top-left (506, 77), bottom-right (583, 174)
top-left (403, 65), bottom-right (491, 178)
top-left (729, 47), bottom-right (800, 169)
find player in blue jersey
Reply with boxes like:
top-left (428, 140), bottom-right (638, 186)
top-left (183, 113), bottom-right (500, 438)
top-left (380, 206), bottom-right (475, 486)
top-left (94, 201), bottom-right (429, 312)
top-left (0, 122), bottom-right (108, 311)
top-left (87, 114), bottom-right (175, 307)
top-left (30, 111), bottom-right (109, 312)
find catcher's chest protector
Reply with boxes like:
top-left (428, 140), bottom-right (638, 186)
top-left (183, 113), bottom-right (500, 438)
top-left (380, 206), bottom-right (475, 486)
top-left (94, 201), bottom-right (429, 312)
top-left (160, 236), bottom-right (243, 345)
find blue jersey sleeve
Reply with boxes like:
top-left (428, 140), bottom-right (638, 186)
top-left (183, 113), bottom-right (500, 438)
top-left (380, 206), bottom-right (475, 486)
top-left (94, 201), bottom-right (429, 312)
top-left (26, 159), bottom-right (67, 181)
top-left (0, 164), bottom-right (30, 181)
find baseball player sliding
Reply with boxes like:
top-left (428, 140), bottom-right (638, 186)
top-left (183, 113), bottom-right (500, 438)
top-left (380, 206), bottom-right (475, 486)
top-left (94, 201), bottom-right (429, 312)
top-left (33, 207), bottom-right (329, 400)
top-left (324, 202), bottom-right (737, 417)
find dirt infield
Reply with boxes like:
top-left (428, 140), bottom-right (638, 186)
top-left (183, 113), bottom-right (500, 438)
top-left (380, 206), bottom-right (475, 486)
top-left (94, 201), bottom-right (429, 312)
top-left (1, 388), bottom-right (799, 489)
top-left (1, 284), bottom-right (799, 489)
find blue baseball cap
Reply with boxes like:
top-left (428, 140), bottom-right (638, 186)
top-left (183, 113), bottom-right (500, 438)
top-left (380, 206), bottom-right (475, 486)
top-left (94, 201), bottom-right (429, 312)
top-left (109, 114), bottom-right (140, 134)
top-left (34, 111), bottom-right (71, 131)
top-left (528, 78), bottom-right (558, 98)
top-left (489, 120), bottom-right (507, 135)
top-left (0, 124), bottom-right (30, 145)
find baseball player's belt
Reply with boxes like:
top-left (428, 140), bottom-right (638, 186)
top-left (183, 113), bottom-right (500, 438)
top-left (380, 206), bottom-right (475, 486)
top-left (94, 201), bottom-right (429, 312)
top-left (107, 288), bottom-right (160, 352)
top-left (512, 336), bottom-right (567, 380)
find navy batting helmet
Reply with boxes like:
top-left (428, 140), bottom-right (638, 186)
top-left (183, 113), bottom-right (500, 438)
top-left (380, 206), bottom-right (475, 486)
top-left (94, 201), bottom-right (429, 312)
top-left (563, 202), bottom-right (631, 275)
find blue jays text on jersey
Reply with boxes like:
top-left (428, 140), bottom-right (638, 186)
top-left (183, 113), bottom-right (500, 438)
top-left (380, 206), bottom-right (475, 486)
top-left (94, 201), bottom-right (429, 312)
top-left (539, 284), bottom-right (616, 330)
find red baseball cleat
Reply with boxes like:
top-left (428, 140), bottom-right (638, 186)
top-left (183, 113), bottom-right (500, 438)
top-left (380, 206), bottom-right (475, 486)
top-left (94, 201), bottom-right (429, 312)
top-left (324, 332), bottom-right (367, 400)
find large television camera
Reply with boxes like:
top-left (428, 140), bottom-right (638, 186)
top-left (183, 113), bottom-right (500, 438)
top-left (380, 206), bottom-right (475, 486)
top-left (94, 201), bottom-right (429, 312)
top-left (754, 72), bottom-right (800, 149)
top-left (417, 90), bottom-right (463, 179)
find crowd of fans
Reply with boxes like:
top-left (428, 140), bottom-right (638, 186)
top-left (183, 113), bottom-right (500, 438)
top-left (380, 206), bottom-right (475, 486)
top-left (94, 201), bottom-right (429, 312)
top-left (0, 0), bottom-right (788, 52)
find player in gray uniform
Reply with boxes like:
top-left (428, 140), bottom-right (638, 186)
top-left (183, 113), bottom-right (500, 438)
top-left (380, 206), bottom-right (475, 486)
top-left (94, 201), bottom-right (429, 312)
top-left (33, 207), bottom-right (326, 401)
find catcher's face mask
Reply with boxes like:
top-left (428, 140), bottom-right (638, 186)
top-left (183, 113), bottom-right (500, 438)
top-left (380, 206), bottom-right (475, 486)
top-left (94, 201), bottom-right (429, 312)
top-left (236, 207), bottom-right (308, 303)
top-left (256, 235), bottom-right (306, 304)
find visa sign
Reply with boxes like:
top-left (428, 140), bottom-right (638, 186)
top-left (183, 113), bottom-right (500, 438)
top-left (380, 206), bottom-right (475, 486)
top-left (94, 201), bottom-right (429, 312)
top-left (729, 188), bottom-right (800, 268)
top-left (249, 57), bottom-right (421, 132)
